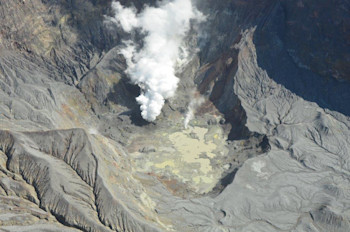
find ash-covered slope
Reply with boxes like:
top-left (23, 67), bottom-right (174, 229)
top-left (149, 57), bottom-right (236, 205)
top-left (0, 0), bottom-right (349, 232)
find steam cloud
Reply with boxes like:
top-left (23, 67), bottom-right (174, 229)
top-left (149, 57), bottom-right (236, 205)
top-left (184, 93), bottom-right (205, 129)
top-left (110, 0), bottom-right (203, 121)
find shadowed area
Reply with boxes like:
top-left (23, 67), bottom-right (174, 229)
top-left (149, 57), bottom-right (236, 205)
top-left (254, 0), bottom-right (350, 116)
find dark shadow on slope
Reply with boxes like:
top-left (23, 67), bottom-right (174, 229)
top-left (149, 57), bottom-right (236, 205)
top-left (107, 79), bottom-right (150, 127)
top-left (194, 0), bottom-right (283, 141)
top-left (195, 0), bottom-right (277, 65)
top-left (210, 167), bottom-right (239, 196)
top-left (107, 78), bottom-right (140, 109)
top-left (254, 1), bottom-right (350, 117)
top-left (196, 43), bottom-right (251, 141)
top-left (207, 134), bottom-right (270, 197)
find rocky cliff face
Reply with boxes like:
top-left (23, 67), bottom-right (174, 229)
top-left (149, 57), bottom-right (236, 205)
top-left (0, 0), bottom-right (349, 232)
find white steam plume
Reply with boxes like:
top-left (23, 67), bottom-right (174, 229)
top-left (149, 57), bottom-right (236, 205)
top-left (110, 0), bottom-right (203, 121)
top-left (184, 93), bottom-right (205, 129)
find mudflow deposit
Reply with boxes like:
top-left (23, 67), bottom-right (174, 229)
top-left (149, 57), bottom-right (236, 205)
top-left (0, 0), bottom-right (350, 232)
